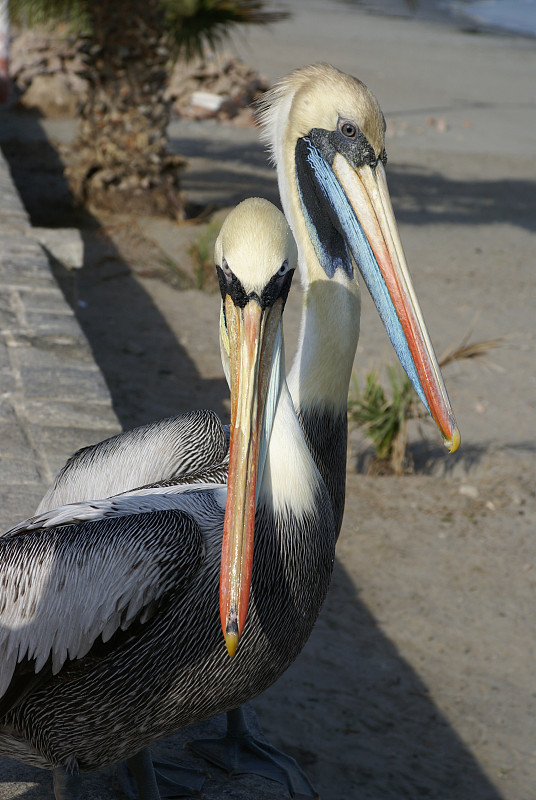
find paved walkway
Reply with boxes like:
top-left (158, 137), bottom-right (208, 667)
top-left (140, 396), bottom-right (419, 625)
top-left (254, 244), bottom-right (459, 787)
top-left (0, 151), bottom-right (120, 532)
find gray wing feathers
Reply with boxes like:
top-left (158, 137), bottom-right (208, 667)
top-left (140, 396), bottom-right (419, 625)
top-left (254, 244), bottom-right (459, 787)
top-left (8, 483), bottom-right (227, 537)
top-left (0, 509), bottom-right (203, 700)
top-left (37, 410), bottom-right (228, 513)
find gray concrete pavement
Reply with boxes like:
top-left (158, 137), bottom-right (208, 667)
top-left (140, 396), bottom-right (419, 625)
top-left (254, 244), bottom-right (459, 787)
top-left (0, 151), bottom-right (120, 532)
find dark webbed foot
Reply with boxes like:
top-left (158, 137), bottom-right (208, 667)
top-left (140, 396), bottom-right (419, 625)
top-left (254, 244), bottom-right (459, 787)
top-left (52, 766), bottom-right (82, 800)
top-left (119, 747), bottom-right (204, 799)
top-left (187, 707), bottom-right (319, 799)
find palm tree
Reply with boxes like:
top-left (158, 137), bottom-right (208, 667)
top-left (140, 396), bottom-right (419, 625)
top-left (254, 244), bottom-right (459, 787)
top-left (9, 1), bottom-right (288, 216)
top-left (0, 0), bottom-right (9, 103)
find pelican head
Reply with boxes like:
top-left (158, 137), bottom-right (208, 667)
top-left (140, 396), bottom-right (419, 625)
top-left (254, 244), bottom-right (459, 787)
top-left (215, 198), bottom-right (297, 657)
top-left (258, 63), bottom-right (460, 452)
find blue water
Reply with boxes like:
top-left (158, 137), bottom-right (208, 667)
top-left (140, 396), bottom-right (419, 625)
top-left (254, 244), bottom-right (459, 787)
top-left (339, 0), bottom-right (536, 38)
top-left (448, 0), bottom-right (536, 36)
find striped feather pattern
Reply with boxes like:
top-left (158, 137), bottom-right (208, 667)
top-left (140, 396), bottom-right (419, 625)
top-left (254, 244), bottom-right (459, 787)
top-left (0, 482), bottom-right (333, 771)
top-left (297, 405), bottom-right (348, 538)
top-left (0, 500), bottom-right (210, 701)
top-left (36, 411), bottom-right (228, 513)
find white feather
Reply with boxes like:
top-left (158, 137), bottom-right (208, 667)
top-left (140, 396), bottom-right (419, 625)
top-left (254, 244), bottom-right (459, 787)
top-left (0, 485), bottom-right (225, 699)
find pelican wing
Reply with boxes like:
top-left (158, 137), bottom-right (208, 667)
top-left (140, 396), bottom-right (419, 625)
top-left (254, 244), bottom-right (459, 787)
top-left (37, 410), bottom-right (229, 513)
top-left (0, 501), bottom-right (207, 705)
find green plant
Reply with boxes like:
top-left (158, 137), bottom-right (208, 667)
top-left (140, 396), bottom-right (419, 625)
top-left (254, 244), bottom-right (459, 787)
top-left (348, 366), bottom-right (419, 475)
top-left (188, 218), bottom-right (223, 290)
top-left (348, 334), bottom-right (502, 474)
top-left (10, 1), bottom-right (288, 51)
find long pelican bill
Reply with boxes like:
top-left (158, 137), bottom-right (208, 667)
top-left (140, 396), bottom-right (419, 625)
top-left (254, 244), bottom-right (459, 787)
top-left (220, 292), bottom-right (283, 658)
top-left (332, 155), bottom-right (460, 453)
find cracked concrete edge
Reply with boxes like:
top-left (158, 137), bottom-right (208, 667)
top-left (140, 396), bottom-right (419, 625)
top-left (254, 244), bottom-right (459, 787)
top-left (0, 149), bottom-right (120, 528)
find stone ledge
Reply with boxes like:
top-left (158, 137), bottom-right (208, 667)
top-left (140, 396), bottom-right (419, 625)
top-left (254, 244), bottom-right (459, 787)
top-left (0, 150), bottom-right (120, 501)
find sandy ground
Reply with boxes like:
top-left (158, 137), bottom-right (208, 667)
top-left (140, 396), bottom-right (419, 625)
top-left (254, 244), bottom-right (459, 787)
top-left (1, 2), bottom-right (536, 799)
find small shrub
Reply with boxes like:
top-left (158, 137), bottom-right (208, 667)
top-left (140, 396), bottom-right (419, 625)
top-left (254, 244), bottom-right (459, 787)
top-left (348, 334), bottom-right (502, 474)
top-left (348, 367), bottom-right (421, 475)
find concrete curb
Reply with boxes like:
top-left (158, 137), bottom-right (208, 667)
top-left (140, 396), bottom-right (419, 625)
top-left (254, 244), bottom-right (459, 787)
top-left (0, 150), bottom-right (120, 530)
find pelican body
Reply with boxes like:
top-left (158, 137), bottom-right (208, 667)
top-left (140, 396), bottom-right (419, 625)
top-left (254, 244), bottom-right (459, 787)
top-left (0, 200), bottom-right (335, 796)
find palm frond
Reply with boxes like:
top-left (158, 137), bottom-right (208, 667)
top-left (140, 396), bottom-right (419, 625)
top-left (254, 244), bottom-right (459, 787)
top-left (10, 1), bottom-right (288, 52)
top-left (164, 0), bottom-right (290, 60)
top-left (9, 0), bottom-right (88, 29)
top-left (439, 337), bottom-right (503, 368)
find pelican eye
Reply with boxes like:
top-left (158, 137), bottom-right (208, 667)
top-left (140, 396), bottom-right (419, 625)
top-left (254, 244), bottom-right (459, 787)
top-left (276, 260), bottom-right (290, 277)
top-left (339, 120), bottom-right (358, 139)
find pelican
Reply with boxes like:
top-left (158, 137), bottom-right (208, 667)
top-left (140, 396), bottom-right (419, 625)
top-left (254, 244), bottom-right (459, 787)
top-left (0, 199), bottom-right (336, 800)
top-left (260, 63), bottom-right (459, 529)
top-left (185, 62), bottom-right (460, 787)
top-left (28, 64), bottom-right (461, 798)
top-left (36, 409), bottom-right (230, 514)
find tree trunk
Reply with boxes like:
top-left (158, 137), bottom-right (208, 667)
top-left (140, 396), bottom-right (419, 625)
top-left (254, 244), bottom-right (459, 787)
top-left (66, 0), bottom-right (185, 218)
top-left (0, 0), bottom-right (9, 104)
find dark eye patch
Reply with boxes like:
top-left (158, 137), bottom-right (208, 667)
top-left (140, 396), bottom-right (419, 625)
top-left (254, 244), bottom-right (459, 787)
top-left (216, 264), bottom-right (295, 310)
top-left (307, 122), bottom-right (381, 170)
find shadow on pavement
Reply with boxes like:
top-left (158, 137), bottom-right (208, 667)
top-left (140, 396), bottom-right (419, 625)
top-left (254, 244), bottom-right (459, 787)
top-left (1, 108), bottom-right (229, 431)
top-left (169, 128), bottom-right (536, 232)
